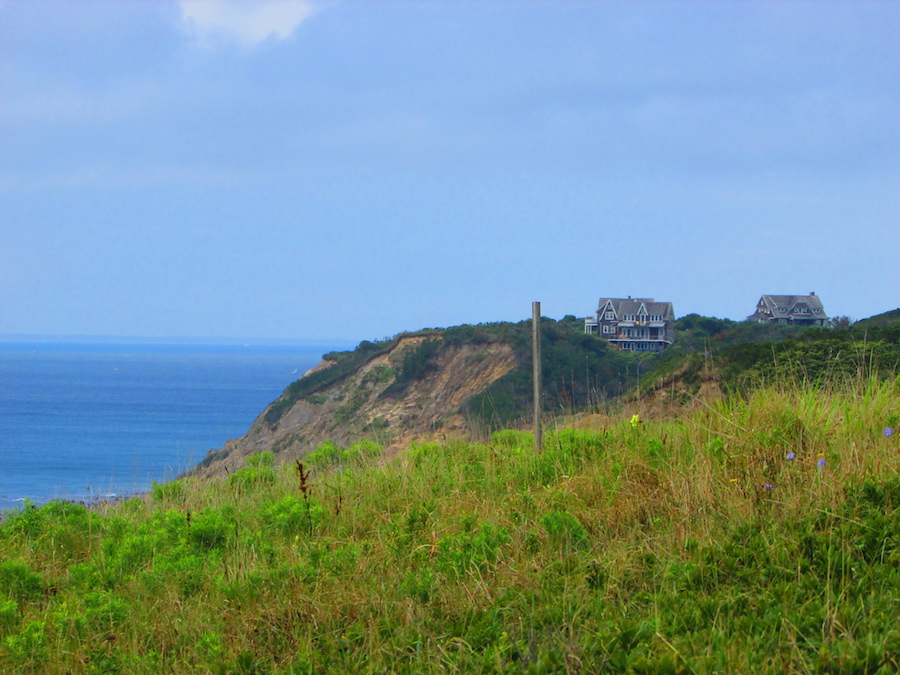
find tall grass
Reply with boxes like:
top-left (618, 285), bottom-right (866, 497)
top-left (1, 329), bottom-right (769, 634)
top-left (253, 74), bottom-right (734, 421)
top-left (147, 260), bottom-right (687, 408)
top-left (1, 376), bottom-right (899, 673)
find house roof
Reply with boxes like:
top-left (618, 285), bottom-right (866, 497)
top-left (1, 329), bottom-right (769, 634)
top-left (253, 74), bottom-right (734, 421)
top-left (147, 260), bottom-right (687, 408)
top-left (748, 294), bottom-right (828, 320)
top-left (596, 298), bottom-right (675, 319)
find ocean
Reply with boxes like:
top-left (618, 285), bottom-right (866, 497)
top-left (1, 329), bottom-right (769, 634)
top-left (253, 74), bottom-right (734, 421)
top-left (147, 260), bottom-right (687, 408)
top-left (0, 342), bottom-right (336, 513)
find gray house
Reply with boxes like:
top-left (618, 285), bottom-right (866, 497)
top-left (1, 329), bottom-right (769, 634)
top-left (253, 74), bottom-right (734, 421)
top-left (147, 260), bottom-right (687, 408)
top-left (584, 297), bottom-right (676, 352)
top-left (747, 293), bottom-right (828, 326)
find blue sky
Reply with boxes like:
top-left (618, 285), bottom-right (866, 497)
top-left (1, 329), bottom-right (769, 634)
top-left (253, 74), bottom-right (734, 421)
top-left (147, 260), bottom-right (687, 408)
top-left (2, 0), bottom-right (898, 342)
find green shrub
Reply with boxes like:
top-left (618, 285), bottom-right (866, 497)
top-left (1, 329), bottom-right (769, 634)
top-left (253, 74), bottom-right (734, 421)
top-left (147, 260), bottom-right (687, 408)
top-left (102, 532), bottom-right (157, 578)
top-left (0, 501), bottom-right (44, 540)
top-left (400, 567), bottom-right (437, 603)
top-left (150, 479), bottom-right (186, 504)
top-left (261, 495), bottom-right (324, 538)
top-left (151, 551), bottom-right (208, 598)
top-left (0, 599), bottom-right (19, 634)
top-left (362, 416), bottom-right (390, 432)
top-left (2, 619), bottom-right (48, 668)
top-left (66, 562), bottom-right (100, 592)
top-left (227, 451), bottom-right (277, 488)
top-left (343, 440), bottom-right (383, 464)
top-left (305, 440), bottom-right (343, 468)
top-left (82, 590), bottom-right (129, 627)
top-left (491, 429), bottom-right (532, 451)
top-left (362, 364), bottom-right (394, 385)
top-left (550, 428), bottom-right (609, 459)
top-left (0, 560), bottom-right (43, 603)
top-left (381, 338), bottom-right (443, 397)
top-left (436, 521), bottom-right (510, 579)
top-left (540, 510), bottom-right (589, 551)
top-left (189, 508), bottom-right (236, 552)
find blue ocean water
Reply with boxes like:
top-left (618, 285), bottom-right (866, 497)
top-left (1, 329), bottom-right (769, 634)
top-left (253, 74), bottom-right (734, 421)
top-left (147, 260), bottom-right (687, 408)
top-left (0, 342), bottom-right (334, 513)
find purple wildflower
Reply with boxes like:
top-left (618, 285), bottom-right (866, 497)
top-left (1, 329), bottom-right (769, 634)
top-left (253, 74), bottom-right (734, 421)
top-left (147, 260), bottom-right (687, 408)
top-left (785, 452), bottom-right (795, 461)
top-left (763, 484), bottom-right (774, 490)
top-left (885, 428), bottom-right (894, 438)
top-left (817, 454), bottom-right (826, 470)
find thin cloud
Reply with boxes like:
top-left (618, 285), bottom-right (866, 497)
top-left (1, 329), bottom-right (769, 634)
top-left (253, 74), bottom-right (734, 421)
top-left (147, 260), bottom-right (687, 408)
top-left (178, 0), bottom-right (316, 47)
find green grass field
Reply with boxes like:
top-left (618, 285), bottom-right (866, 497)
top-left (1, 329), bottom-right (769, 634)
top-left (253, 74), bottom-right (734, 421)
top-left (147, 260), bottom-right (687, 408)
top-left (2, 376), bottom-right (899, 673)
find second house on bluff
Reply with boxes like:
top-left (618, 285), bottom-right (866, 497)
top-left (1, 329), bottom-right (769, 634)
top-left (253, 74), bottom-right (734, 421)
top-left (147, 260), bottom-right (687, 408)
top-left (746, 293), bottom-right (828, 326)
top-left (584, 297), bottom-right (676, 352)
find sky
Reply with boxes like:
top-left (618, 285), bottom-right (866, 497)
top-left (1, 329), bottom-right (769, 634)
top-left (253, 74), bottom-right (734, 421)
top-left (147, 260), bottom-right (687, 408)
top-left (2, 0), bottom-right (899, 342)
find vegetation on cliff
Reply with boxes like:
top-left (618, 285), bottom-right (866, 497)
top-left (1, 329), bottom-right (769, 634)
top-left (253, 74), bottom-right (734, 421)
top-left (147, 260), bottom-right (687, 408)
top-left (2, 374), bottom-right (899, 673)
top-left (640, 309), bottom-right (900, 401)
top-left (264, 308), bottom-right (900, 432)
top-left (192, 309), bottom-right (900, 481)
top-left (261, 318), bottom-right (662, 434)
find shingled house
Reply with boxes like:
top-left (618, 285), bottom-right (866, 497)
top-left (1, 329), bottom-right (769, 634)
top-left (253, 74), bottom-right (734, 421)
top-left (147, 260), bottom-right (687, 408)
top-left (747, 293), bottom-right (828, 326)
top-left (584, 297), bottom-right (676, 352)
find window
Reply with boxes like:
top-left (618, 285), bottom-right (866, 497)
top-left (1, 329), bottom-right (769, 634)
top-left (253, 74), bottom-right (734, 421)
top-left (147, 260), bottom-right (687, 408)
top-left (605, 311), bottom-right (614, 320)
top-left (602, 325), bottom-right (614, 334)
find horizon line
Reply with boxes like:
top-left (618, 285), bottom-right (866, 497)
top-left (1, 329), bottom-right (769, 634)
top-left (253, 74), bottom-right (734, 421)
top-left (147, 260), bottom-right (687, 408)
top-left (0, 333), bottom-right (360, 347)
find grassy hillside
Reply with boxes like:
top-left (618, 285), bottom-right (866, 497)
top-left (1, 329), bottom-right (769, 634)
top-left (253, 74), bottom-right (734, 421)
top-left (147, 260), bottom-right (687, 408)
top-left (2, 375), bottom-right (899, 673)
top-left (640, 311), bottom-right (900, 401)
top-left (854, 308), bottom-right (900, 330)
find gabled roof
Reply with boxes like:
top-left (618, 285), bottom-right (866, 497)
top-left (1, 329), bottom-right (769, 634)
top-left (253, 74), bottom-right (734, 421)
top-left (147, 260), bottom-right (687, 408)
top-left (749, 294), bottom-right (827, 320)
top-left (597, 297), bottom-right (674, 319)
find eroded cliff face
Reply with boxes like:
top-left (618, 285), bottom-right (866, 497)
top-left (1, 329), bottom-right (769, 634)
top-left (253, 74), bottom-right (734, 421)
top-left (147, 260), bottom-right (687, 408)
top-left (186, 336), bottom-right (517, 479)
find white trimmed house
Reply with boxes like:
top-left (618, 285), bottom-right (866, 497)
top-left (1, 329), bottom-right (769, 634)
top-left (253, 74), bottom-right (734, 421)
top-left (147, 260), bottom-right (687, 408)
top-left (584, 297), bottom-right (676, 352)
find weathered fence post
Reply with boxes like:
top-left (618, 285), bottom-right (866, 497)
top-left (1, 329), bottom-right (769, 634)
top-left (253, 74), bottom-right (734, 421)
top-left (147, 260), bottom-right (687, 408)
top-left (532, 301), bottom-right (543, 452)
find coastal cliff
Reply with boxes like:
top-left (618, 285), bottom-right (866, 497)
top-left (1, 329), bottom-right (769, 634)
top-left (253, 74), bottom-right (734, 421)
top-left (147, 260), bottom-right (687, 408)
top-left (185, 317), bottom-right (669, 479)
top-left (182, 310), bottom-right (900, 480)
top-left (186, 331), bottom-right (518, 479)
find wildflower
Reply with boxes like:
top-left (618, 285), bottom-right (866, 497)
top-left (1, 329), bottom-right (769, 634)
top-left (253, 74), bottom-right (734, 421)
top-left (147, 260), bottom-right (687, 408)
top-left (817, 453), bottom-right (826, 470)
top-left (785, 452), bottom-right (795, 461)
top-left (763, 484), bottom-right (774, 490)
top-left (630, 414), bottom-right (641, 429)
top-left (729, 478), bottom-right (738, 483)
top-left (885, 428), bottom-right (894, 438)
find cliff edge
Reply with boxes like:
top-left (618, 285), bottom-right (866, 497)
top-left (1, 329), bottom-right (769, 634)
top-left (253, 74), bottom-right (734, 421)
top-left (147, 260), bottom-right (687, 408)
top-left (186, 332), bottom-right (517, 479)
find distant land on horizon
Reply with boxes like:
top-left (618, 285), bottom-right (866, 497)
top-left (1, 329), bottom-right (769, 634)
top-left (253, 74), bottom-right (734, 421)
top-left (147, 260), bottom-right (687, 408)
top-left (0, 334), bottom-right (359, 348)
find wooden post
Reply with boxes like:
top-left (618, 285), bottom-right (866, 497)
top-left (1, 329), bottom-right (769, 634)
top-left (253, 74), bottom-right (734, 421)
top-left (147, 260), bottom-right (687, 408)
top-left (532, 301), bottom-right (542, 452)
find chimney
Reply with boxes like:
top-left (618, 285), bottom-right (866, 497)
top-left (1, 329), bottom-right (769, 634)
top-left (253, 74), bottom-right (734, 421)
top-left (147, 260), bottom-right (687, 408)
top-left (810, 291), bottom-right (816, 296)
